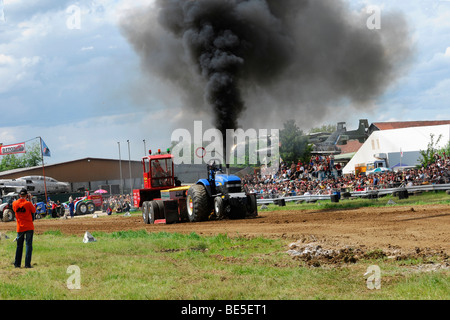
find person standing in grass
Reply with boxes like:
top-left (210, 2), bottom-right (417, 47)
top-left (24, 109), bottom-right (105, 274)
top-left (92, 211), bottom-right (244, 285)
top-left (12, 188), bottom-right (36, 268)
top-left (68, 197), bottom-right (75, 218)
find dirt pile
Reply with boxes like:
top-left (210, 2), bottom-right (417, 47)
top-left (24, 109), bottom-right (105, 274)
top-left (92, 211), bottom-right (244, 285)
top-left (287, 240), bottom-right (449, 267)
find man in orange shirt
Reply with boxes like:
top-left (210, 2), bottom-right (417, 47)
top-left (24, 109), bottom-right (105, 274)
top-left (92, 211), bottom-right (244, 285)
top-left (13, 188), bottom-right (36, 268)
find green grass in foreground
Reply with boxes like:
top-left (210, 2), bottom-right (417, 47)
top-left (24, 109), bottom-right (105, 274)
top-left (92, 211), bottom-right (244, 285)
top-left (0, 230), bottom-right (448, 300)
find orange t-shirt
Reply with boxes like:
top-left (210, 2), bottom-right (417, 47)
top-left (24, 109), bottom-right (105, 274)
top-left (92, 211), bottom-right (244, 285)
top-left (13, 198), bottom-right (36, 233)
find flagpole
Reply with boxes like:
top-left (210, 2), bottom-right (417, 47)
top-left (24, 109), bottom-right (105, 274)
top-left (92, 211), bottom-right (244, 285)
top-left (400, 148), bottom-right (402, 168)
top-left (39, 136), bottom-right (49, 210)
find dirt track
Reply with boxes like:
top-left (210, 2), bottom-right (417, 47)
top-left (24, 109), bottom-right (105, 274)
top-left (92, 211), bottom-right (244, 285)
top-left (1, 204), bottom-right (449, 253)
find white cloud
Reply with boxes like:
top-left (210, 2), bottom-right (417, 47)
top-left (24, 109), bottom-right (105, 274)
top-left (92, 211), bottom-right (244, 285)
top-left (0, 53), bottom-right (15, 65)
top-left (20, 56), bottom-right (40, 67)
top-left (445, 47), bottom-right (450, 57)
top-left (0, 53), bottom-right (41, 95)
top-left (425, 78), bottom-right (450, 96)
top-left (0, 129), bottom-right (18, 144)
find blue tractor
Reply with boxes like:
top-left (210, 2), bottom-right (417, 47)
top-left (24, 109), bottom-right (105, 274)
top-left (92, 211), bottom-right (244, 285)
top-left (186, 160), bottom-right (258, 222)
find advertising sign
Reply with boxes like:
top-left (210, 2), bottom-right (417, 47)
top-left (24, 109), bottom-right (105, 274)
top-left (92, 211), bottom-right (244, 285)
top-left (0, 142), bottom-right (26, 155)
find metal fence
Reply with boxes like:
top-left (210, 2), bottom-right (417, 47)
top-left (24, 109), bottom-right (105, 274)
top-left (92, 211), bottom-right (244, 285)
top-left (256, 183), bottom-right (450, 205)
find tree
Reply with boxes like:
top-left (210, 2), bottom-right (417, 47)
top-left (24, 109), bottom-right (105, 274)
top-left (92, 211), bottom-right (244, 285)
top-left (438, 141), bottom-right (450, 159)
top-left (418, 133), bottom-right (442, 168)
top-left (309, 124), bottom-right (337, 134)
top-left (279, 120), bottom-right (312, 164)
top-left (0, 142), bottom-right (42, 172)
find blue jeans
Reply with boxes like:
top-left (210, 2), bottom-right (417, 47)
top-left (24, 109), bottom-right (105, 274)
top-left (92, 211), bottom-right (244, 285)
top-left (15, 230), bottom-right (34, 268)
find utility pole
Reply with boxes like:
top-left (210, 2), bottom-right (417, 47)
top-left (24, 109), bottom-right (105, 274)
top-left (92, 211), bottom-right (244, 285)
top-left (118, 142), bottom-right (123, 194)
top-left (39, 136), bottom-right (49, 207)
top-left (127, 140), bottom-right (132, 193)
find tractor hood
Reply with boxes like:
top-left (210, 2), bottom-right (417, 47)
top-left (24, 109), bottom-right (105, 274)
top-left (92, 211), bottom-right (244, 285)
top-left (215, 174), bottom-right (242, 194)
top-left (214, 174), bottom-right (241, 185)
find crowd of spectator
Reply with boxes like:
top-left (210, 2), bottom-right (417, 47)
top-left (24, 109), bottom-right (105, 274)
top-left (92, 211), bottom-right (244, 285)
top-left (102, 194), bottom-right (132, 214)
top-left (243, 154), bottom-right (450, 199)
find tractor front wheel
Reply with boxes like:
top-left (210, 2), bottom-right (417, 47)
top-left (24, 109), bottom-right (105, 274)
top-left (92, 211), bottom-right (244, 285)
top-left (214, 196), bottom-right (224, 220)
top-left (186, 184), bottom-right (210, 222)
top-left (77, 202), bottom-right (88, 215)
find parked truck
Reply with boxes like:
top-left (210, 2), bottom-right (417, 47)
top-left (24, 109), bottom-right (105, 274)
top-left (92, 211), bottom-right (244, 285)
top-left (354, 152), bottom-right (419, 176)
top-left (355, 153), bottom-right (391, 175)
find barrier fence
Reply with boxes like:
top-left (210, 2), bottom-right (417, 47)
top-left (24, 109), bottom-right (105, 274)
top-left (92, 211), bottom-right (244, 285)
top-left (256, 183), bottom-right (450, 205)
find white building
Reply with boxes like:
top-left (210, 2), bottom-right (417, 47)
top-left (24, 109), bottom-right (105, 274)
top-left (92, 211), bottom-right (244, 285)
top-left (343, 124), bottom-right (450, 175)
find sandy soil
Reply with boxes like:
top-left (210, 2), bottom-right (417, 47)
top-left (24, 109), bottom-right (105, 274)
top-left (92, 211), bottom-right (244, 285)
top-left (1, 204), bottom-right (449, 253)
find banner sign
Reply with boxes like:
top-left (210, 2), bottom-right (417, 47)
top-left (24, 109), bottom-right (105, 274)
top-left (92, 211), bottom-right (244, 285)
top-left (0, 142), bottom-right (26, 155)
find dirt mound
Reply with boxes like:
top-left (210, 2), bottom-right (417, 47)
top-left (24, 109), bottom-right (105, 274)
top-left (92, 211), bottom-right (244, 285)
top-left (287, 240), bottom-right (449, 267)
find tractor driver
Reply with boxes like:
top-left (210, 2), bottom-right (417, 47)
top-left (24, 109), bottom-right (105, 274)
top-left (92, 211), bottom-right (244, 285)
top-left (152, 160), bottom-right (166, 186)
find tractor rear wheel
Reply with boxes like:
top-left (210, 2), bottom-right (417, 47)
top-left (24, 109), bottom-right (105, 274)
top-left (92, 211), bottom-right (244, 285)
top-left (155, 200), bottom-right (165, 220)
top-left (142, 201), bottom-right (150, 224)
top-left (86, 201), bottom-right (96, 215)
top-left (148, 201), bottom-right (160, 224)
top-left (186, 184), bottom-right (210, 222)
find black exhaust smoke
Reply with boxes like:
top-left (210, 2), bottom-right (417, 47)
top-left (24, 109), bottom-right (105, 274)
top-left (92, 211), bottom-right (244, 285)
top-left (121, 0), bottom-right (413, 132)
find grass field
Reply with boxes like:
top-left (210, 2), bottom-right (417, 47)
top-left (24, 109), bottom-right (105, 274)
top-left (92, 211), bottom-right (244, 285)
top-left (0, 191), bottom-right (449, 300)
top-left (0, 231), bottom-right (448, 300)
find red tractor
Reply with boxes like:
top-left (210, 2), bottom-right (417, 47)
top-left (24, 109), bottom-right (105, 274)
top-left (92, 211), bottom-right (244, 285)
top-left (133, 149), bottom-right (188, 224)
top-left (133, 149), bottom-right (258, 225)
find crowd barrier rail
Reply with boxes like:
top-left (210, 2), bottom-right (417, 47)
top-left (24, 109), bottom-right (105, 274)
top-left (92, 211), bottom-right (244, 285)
top-left (256, 183), bottom-right (450, 205)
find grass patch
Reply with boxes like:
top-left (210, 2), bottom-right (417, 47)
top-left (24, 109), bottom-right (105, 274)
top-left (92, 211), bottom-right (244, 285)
top-left (0, 230), bottom-right (448, 300)
top-left (42, 230), bottom-right (64, 236)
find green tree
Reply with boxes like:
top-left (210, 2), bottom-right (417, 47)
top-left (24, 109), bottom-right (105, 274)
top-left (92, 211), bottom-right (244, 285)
top-left (0, 142), bottom-right (42, 172)
top-left (279, 120), bottom-right (312, 164)
top-left (438, 141), bottom-right (450, 159)
top-left (418, 133), bottom-right (442, 167)
top-left (309, 124), bottom-right (337, 134)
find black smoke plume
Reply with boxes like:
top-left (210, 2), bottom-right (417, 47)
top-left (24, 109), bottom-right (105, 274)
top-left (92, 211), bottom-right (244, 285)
top-left (121, 0), bottom-right (413, 132)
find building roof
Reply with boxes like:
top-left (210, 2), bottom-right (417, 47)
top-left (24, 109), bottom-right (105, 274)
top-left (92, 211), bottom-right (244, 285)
top-left (371, 120), bottom-right (450, 131)
top-left (338, 140), bottom-right (363, 154)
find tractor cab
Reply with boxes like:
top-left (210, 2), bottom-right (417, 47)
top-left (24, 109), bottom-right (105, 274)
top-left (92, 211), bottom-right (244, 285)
top-left (141, 150), bottom-right (175, 190)
top-left (133, 149), bottom-right (179, 210)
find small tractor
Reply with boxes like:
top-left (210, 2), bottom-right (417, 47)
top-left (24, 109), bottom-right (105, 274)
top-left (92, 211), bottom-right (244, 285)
top-left (133, 150), bottom-right (257, 224)
top-left (0, 192), bottom-right (17, 222)
top-left (63, 192), bottom-right (100, 216)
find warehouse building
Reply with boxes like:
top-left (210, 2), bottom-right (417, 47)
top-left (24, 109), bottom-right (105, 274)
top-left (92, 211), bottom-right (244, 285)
top-left (0, 158), bottom-right (142, 194)
top-left (0, 157), bottom-right (217, 195)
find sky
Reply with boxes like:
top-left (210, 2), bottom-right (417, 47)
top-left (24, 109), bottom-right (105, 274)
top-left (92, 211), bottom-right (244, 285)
top-left (0, 0), bottom-right (449, 166)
